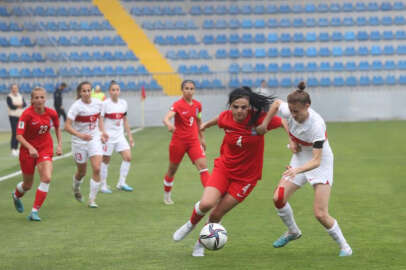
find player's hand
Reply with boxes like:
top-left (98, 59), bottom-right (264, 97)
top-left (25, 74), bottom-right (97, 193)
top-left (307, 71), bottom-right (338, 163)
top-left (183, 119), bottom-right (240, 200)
top-left (28, 147), bottom-right (39, 158)
top-left (167, 124), bottom-right (175, 133)
top-left (255, 123), bottom-right (267, 135)
top-left (80, 134), bottom-right (92, 141)
top-left (101, 132), bottom-right (109, 143)
top-left (129, 137), bottom-right (135, 148)
top-left (200, 122), bottom-right (207, 131)
top-left (282, 166), bottom-right (298, 180)
top-left (288, 140), bottom-right (301, 153)
top-left (201, 139), bottom-right (207, 151)
top-left (56, 144), bottom-right (63, 156)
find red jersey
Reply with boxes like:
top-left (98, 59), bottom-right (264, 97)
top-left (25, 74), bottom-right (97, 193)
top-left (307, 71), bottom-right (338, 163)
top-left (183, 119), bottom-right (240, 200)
top-left (16, 106), bottom-right (59, 152)
top-left (216, 110), bottom-right (282, 182)
top-left (170, 98), bottom-right (202, 141)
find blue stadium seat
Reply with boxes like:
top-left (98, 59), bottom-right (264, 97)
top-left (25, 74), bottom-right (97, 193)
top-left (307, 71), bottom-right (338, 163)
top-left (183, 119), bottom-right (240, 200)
top-left (267, 33), bottom-right (278, 43)
top-left (317, 3), bottom-right (329, 12)
top-left (343, 17), bottom-right (355, 26)
top-left (331, 17), bottom-right (341, 27)
top-left (293, 33), bottom-right (305, 42)
top-left (293, 18), bottom-right (304, 28)
top-left (255, 63), bottom-right (266, 73)
top-left (241, 34), bottom-right (253, 43)
top-left (383, 45), bottom-right (395, 55)
top-left (305, 18), bottom-right (316, 27)
top-left (357, 31), bottom-right (369, 41)
top-left (203, 20), bottom-right (214, 29)
top-left (345, 62), bottom-right (357, 71)
top-left (307, 77), bottom-right (319, 87)
top-left (345, 76), bottom-right (357, 86)
top-left (380, 2), bottom-right (392, 11)
top-left (268, 78), bottom-right (278, 88)
top-left (280, 63), bottom-right (292, 72)
top-left (343, 3), bottom-right (354, 11)
top-left (215, 49), bottom-right (227, 59)
top-left (332, 47), bottom-right (343, 57)
top-left (359, 76), bottom-right (370, 86)
top-left (255, 48), bottom-right (266, 58)
top-left (372, 76), bottom-right (384, 86)
top-left (294, 63), bottom-right (305, 72)
top-left (229, 19), bottom-right (240, 29)
top-left (306, 32), bottom-right (317, 42)
top-left (385, 75), bottom-right (397, 85)
top-left (268, 48), bottom-right (278, 57)
top-left (20, 68), bottom-right (32, 78)
top-left (356, 17), bottom-right (368, 26)
top-left (268, 19), bottom-right (278, 28)
top-left (384, 60), bottom-right (396, 70)
top-left (0, 53), bottom-right (7, 62)
top-left (383, 31), bottom-right (394, 40)
top-left (381, 16), bottom-right (393, 26)
top-left (371, 46), bottom-right (382, 56)
top-left (394, 16), bottom-right (406, 25)
top-left (279, 5), bottom-right (291, 13)
top-left (399, 76), bottom-right (406, 85)
top-left (279, 18), bottom-right (291, 28)
top-left (394, 2), bottom-right (405, 10)
top-left (44, 67), bottom-right (56, 77)
top-left (318, 18), bottom-right (329, 27)
top-left (306, 47), bottom-right (317, 57)
top-left (359, 61), bottom-right (370, 71)
top-left (292, 4), bottom-right (303, 13)
top-left (320, 62), bottom-right (331, 71)
top-left (333, 62), bottom-right (344, 71)
top-left (368, 2), bottom-right (379, 11)
top-left (280, 33), bottom-right (291, 42)
top-left (306, 62), bottom-right (318, 72)
top-left (280, 48), bottom-right (291, 57)
top-left (254, 34), bottom-right (266, 43)
top-left (280, 78), bottom-right (292, 88)
top-left (241, 64), bottom-right (253, 73)
top-left (198, 50), bottom-right (210, 59)
top-left (241, 19), bottom-right (252, 29)
top-left (294, 48), bottom-right (304, 57)
top-left (229, 79), bottom-right (240, 89)
top-left (253, 5), bottom-right (265, 14)
top-left (397, 60), bottom-right (406, 70)
top-left (254, 19), bottom-right (266, 29)
top-left (215, 34), bottom-right (227, 44)
top-left (203, 35), bottom-right (214, 45)
top-left (333, 77), bottom-right (345, 87)
top-left (355, 2), bottom-right (367, 11)
top-left (305, 3), bottom-right (316, 13)
top-left (319, 32), bottom-right (329, 42)
top-left (397, 45), bottom-right (406, 54)
top-left (229, 5), bottom-right (239, 15)
top-left (32, 68), bottom-right (44, 78)
top-left (214, 5), bottom-right (228, 15)
top-left (358, 46), bottom-right (369, 56)
top-left (9, 53), bottom-right (19, 62)
top-left (370, 31), bottom-right (381, 41)
top-left (319, 47), bottom-right (330, 57)
top-left (396, 30), bottom-right (406, 40)
top-left (368, 16), bottom-right (380, 25)
top-left (229, 34), bottom-right (239, 44)
top-left (330, 3), bottom-right (341, 12)
top-left (266, 4), bottom-right (278, 14)
top-left (215, 20), bottom-right (228, 29)
top-left (229, 49), bottom-right (240, 59)
top-left (241, 48), bottom-right (253, 58)
top-left (177, 50), bottom-right (189, 60)
top-left (332, 32), bottom-right (343, 41)
top-left (344, 31), bottom-right (356, 41)
top-left (267, 63), bottom-right (278, 73)
top-left (241, 5), bottom-right (252, 15)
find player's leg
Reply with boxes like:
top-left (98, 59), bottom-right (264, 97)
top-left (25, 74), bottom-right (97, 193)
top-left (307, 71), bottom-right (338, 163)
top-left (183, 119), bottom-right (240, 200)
top-left (272, 177), bottom-right (303, 248)
top-left (116, 138), bottom-right (133, 191)
top-left (164, 141), bottom-right (186, 204)
top-left (313, 183), bottom-right (352, 256)
top-left (189, 142), bottom-right (209, 187)
top-left (72, 146), bottom-right (88, 202)
top-left (88, 154), bottom-right (102, 208)
top-left (100, 155), bottom-right (112, 193)
top-left (12, 153), bottom-right (36, 213)
top-left (173, 166), bottom-right (227, 241)
top-left (29, 160), bottom-right (52, 221)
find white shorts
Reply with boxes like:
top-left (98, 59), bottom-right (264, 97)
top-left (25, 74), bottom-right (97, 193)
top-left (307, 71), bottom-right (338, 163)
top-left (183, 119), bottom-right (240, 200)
top-left (288, 150), bottom-right (334, 187)
top-left (103, 136), bottom-right (130, 156)
top-left (72, 139), bottom-right (103, 164)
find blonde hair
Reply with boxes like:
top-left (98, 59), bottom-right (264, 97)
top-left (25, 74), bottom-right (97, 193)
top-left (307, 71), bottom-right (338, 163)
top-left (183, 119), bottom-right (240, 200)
top-left (30, 87), bottom-right (46, 105)
top-left (287, 81), bottom-right (311, 105)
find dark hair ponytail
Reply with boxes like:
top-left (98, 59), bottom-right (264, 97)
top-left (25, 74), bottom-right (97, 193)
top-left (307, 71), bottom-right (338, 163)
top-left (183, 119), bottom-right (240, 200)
top-left (228, 86), bottom-right (275, 126)
top-left (287, 81), bottom-right (311, 105)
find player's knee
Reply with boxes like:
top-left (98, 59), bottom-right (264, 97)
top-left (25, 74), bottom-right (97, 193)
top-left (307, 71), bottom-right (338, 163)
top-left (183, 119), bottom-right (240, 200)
top-left (22, 182), bottom-right (33, 191)
top-left (314, 209), bottom-right (328, 222)
top-left (273, 186), bottom-right (286, 209)
top-left (123, 156), bottom-right (131, 162)
top-left (208, 212), bottom-right (222, 223)
top-left (199, 200), bottom-right (215, 213)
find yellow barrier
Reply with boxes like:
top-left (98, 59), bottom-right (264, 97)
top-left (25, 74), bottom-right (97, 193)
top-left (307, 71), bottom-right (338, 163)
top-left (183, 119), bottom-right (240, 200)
top-left (93, 0), bottom-right (182, 95)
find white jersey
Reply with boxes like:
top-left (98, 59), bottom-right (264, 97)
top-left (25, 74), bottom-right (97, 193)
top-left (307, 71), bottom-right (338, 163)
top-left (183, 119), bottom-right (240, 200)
top-left (67, 98), bottom-right (103, 145)
top-left (102, 98), bottom-right (128, 142)
top-left (278, 101), bottom-right (334, 186)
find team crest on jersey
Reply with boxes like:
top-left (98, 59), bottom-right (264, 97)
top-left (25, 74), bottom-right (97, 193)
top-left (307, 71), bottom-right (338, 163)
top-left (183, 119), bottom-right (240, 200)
top-left (251, 127), bottom-right (258, 135)
top-left (18, 121), bottom-right (24, 129)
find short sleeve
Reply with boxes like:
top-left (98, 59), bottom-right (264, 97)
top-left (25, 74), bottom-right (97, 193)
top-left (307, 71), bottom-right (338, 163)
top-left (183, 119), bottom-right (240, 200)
top-left (267, 116), bottom-right (282, 130)
top-left (101, 101), bottom-right (107, 117)
top-left (277, 101), bottom-right (291, 119)
top-left (67, 102), bottom-right (78, 121)
top-left (170, 102), bottom-right (177, 113)
top-left (311, 122), bottom-right (326, 143)
top-left (51, 109), bottom-right (60, 129)
top-left (124, 100), bottom-right (128, 113)
top-left (217, 111), bottom-right (226, 129)
top-left (16, 110), bottom-right (29, 135)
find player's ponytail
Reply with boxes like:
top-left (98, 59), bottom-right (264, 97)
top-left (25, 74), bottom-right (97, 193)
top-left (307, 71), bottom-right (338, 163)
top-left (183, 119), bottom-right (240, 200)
top-left (109, 80), bottom-right (119, 90)
top-left (287, 81), bottom-right (311, 105)
top-left (76, 81), bottom-right (91, 99)
top-left (228, 86), bottom-right (275, 126)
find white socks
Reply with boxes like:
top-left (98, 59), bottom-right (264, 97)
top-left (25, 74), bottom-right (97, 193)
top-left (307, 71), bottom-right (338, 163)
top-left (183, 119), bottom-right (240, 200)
top-left (276, 203), bottom-right (301, 234)
top-left (118, 161), bottom-right (131, 186)
top-left (16, 181), bottom-right (25, 194)
top-left (38, 182), bottom-right (49, 192)
top-left (89, 178), bottom-right (101, 201)
top-left (100, 162), bottom-right (109, 188)
top-left (327, 220), bottom-right (350, 249)
top-left (73, 176), bottom-right (83, 189)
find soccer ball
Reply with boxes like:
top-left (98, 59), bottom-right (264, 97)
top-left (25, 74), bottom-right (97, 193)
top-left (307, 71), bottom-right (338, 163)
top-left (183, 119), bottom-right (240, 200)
top-left (199, 223), bottom-right (228, 250)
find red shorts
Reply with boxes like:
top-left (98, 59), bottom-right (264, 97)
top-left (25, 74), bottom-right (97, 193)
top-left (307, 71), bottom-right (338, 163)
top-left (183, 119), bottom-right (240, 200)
top-left (19, 147), bottom-right (53, 175)
top-left (169, 139), bottom-right (205, 164)
top-left (206, 163), bottom-right (257, 202)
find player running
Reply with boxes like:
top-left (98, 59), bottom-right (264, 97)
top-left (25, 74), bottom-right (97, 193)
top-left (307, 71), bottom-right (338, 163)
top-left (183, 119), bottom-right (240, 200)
top-left (162, 80), bottom-right (209, 205)
top-left (257, 81), bottom-right (352, 256)
top-left (12, 87), bottom-right (62, 221)
top-left (100, 80), bottom-right (134, 193)
top-left (65, 81), bottom-right (108, 208)
top-left (172, 87), bottom-right (284, 256)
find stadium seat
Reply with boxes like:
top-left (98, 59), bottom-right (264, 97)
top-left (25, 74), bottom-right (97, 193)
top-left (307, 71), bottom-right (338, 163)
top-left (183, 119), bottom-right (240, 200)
top-left (294, 63), bottom-right (305, 72)
top-left (331, 17), bottom-right (341, 27)
top-left (215, 49), bottom-right (227, 59)
top-left (268, 48), bottom-right (278, 57)
top-left (280, 48), bottom-right (291, 57)
top-left (381, 16), bottom-right (393, 26)
top-left (397, 45), bottom-right (406, 54)
top-left (345, 47), bottom-right (356, 56)
top-left (343, 17), bottom-right (355, 26)
top-left (229, 34), bottom-right (239, 44)
top-left (384, 60), bottom-right (396, 70)
top-left (254, 34), bottom-right (266, 43)
top-left (345, 76), bottom-right (357, 87)
top-left (345, 62), bottom-right (357, 71)
top-left (229, 19), bottom-right (240, 29)
top-left (318, 18), bottom-right (329, 27)
top-left (268, 19), bottom-right (278, 28)
top-left (306, 32), bottom-right (317, 42)
top-left (241, 64), bottom-right (253, 73)
top-left (358, 46), bottom-right (369, 56)
top-left (358, 61), bottom-right (370, 71)
top-left (241, 34), bottom-right (253, 43)
top-left (333, 62), bottom-right (344, 71)
top-left (280, 78), bottom-right (292, 88)
top-left (280, 63), bottom-right (292, 73)
top-left (319, 32), bottom-right (329, 42)
top-left (320, 62), bottom-right (331, 71)
top-left (293, 18), bottom-right (305, 28)
top-left (356, 16), bottom-right (368, 26)
top-left (399, 76), bottom-right (406, 85)
top-left (385, 75), bottom-right (397, 85)
top-left (280, 33), bottom-right (291, 42)
top-left (255, 48), bottom-right (266, 58)
top-left (396, 30), bottom-right (406, 40)
top-left (255, 63), bottom-right (266, 73)
top-left (267, 33), bottom-right (278, 43)
top-left (254, 19), bottom-right (266, 29)
top-left (229, 49), bottom-right (239, 59)
top-left (332, 47), bottom-right (343, 57)
top-left (372, 76), bottom-right (384, 86)
top-left (241, 19), bottom-right (252, 29)
top-left (279, 18), bottom-right (291, 28)
top-left (370, 31), bottom-right (381, 41)
top-left (359, 76), bottom-right (370, 86)
top-left (383, 45), bottom-right (395, 55)
top-left (241, 48), bottom-right (253, 58)
top-left (305, 18), bottom-right (316, 27)
top-left (317, 3), bottom-right (329, 12)
top-left (371, 46), bottom-right (382, 56)
top-left (294, 33), bottom-right (305, 42)
top-left (293, 48), bottom-right (304, 57)
top-left (306, 62), bottom-right (318, 72)
top-left (319, 47), bottom-right (330, 57)
top-left (394, 16), bottom-right (406, 25)
top-left (266, 4), bottom-right (278, 14)
top-left (268, 78), bottom-right (278, 88)
top-left (215, 34), bottom-right (227, 44)
top-left (333, 77), bottom-right (345, 87)
top-left (368, 16), bottom-right (380, 26)
top-left (383, 31), bottom-right (394, 40)
top-left (267, 63), bottom-right (278, 73)
top-left (307, 77), bottom-right (318, 87)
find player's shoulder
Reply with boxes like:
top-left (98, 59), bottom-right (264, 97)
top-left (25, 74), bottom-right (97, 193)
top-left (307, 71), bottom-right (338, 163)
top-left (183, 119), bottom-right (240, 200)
top-left (118, 98), bottom-right (127, 106)
top-left (21, 106), bottom-right (34, 117)
top-left (219, 110), bottom-right (232, 120)
top-left (45, 107), bottom-right (58, 116)
top-left (309, 108), bottom-right (325, 125)
top-left (192, 99), bottom-right (202, 107)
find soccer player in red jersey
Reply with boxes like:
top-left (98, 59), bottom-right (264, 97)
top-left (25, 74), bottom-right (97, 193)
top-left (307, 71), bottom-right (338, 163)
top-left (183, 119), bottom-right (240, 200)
top-left (11, 87), bottom-right (62, 221)
top-left (162, 80), bottom-right (209, 205)
top-left (172, 86), bottom-right (285, 256)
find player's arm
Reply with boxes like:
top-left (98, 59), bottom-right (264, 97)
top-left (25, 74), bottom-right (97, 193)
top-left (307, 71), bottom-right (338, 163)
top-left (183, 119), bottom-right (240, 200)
top-left (255, 99), bottom-right (283, 135)
top-left (64, 118), bottom-right (91, 141)
top-left (283, 143), bottom-right (323, 179)
top-left (123, 115), bottom-right (134, 147)
top-left (54, 124), bottom-right (63, 156)
top-left (163, 110), bottom-right (176, 132)
top-left (16, 135), bottom-right (39, 158)
top-left (196, 117), bottom-right (206, 150)
top-left (98, 116), bottom-right (108, 143)
top-left (200, 116), bottom-right (218, 131)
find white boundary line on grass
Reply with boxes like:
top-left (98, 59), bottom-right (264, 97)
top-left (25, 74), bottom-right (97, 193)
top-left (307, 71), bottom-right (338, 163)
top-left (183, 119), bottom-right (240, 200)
top-left (0, 127), bottom-right (143, 182)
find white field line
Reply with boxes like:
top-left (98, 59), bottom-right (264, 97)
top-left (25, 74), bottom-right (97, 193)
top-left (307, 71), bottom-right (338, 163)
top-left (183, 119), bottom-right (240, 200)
top-left (0, 127), bottom-right (143, 182)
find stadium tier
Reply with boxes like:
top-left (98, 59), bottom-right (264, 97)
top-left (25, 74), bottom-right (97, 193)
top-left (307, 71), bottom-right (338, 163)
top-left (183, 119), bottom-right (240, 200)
top-left (0, 0), bottom-right (405, 93)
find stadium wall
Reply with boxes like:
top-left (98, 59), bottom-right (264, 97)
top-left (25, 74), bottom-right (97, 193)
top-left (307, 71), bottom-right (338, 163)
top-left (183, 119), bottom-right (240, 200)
top-left (1, 88), bottom-right (405, 131)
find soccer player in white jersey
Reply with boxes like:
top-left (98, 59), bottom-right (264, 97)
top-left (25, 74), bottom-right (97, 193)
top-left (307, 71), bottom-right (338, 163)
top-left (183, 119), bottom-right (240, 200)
top-left (258, 81), bottom-right (352, 257)
top-left (65, 81), bottom-right (108, 208)
top-left (100, 81), bottom-right (134, 193)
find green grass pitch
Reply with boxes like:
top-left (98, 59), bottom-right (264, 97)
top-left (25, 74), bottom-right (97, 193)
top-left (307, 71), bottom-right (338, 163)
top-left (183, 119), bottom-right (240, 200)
top-left (0, 121), bottom-right (405, 270)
